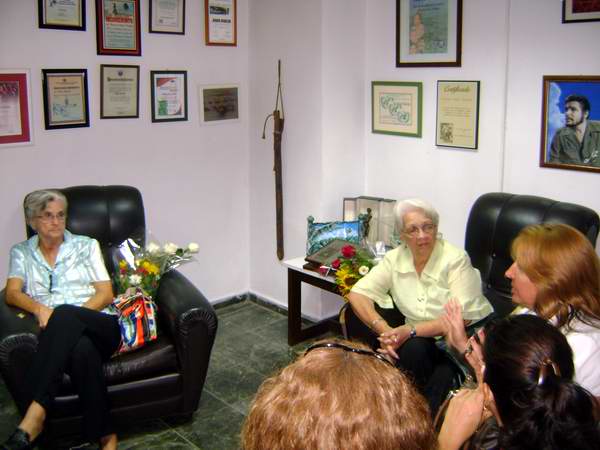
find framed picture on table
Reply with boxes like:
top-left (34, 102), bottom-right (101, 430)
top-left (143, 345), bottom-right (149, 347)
top-left (96, 0), bottom-right (141, 56)
top-left (0, 70), bottom-right (33, 147)
top-left (562, 0), bottom-right (600, 23)
top-left (396, 0), bottom-right (462, 67)
top-left (539, 75), bottom-right (600, 173)
top-left (38, 0), bottom-right (86, 31)
top-left (41, 68), bottom-right (90, 130)
top-left (150, 70), bottom-right (188, 122)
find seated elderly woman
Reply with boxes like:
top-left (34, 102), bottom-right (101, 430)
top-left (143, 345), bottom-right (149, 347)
top-left (438, 315), bottom-right (600, 450)
top-left (445, 223), bottom-right (600, 398)
top-left (242, 339), bottom-right (436, 450)
top-left (1, 190), bottom-right (119, 450)
top-left (347, 198), bottom-right (493, 414)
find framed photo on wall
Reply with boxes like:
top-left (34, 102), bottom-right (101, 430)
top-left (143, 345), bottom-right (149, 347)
top-left (150, 0), bottom-right (185, 34)
top-left (562, 0), bottom-right (600, 23)
top-left (396, 0), bottom-right (462, 67)
top-left (436, 80), bottom-right (480, 149)
top-left (41, 68), bottom-right (90, 130)
top-left (150, 70), bottom-right (188, 122)
top-left (38, 0), bottom-right (86, 30)
top-left (199, 84), bottom-right (239, 124)
top-left (0, 70), bottom-right (33, 147)
top-left (204, 0), bottom-right (237, 46)
top-left (96, 0), bottom-right (141, 56)
top-left (540, 75), bottom-right (600, 173)
top-left (372, 81), bottom-right (422, 138)
top-left (100, 65), bottom-right (140, 119)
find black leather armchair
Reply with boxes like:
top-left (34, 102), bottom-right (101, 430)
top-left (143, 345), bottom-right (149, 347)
top-left (0, 186), bottom-right (218, 439)
top-left (465, 192), bottom-right (600, 317)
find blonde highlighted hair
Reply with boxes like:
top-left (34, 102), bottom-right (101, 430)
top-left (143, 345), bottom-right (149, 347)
top-left (241, 339), bottom-right (435, 450)
top-left (511, 223), bottom-right (600, 329)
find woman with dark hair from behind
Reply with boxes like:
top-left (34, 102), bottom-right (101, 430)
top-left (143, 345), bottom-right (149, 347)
top-left (438, 315), bottom-right (600, 450)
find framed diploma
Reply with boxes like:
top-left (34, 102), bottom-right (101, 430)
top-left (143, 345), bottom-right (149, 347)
top-left (0, 70), bottom-right (33, 147)
top-left (372, 81), bottom-right (422, 138)
top-left (436, 80), bottom-right (480, 149)
top-left (150, 71), bottom-right (188, 122)
top-left (38, 0), bottom-right (86, 30)
top-left (96, 0), bottom-right (141, 56)
top-left (563, 0), bottom-right (600, 23)
top-left (205, 0), bottom-right (237, 46)
top-left (199, 84), bottom-right (239, 124)
top-left (41, 68), bottom-right (90, 130)
top-left (100, 65), bottom-right (140, 119)
top-left (150, 0), bottom-right (186, 34)
top-left (396, 0), bottom-right (462, 67)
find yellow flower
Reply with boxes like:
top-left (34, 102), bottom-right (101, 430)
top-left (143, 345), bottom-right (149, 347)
top-left (119, 260), bottom-right (128, 269)
top-left (141, 260), bottom-right (160, 275)
top-left (335, 266), bottom-right (360, 298)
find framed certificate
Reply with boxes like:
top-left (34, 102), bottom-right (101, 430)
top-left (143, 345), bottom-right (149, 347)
top-left (150, 0), bottom-right (185, 34)
top-left (436, 80), bottom-right (480, 149)
top-left (396, 0), bottom-right (462, 67)
top-left (0, 70), bottom-right (33, 147)
top-left (563, 0), bottom-right (600, 23)
top-left (372, 81), bottom-right (422, 138)
top-left (96, 0), bottom-right (141, 56)
top-left (205, 0), bottom-right (237, 46)
top-left (38, 0), bottom-right (85, 30)
top-left (199, 84), bottom-right (239, 124)
top-left (42, 68), bottom-right (90, 130)
top-left (150, 71), bottom-right (188, 122)
top-left (100, 65), bottom-right (140, 119)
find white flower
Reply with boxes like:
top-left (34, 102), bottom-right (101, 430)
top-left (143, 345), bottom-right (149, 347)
top-left (164, 242), bottom-right (179, 255)
top-left (187, 242), bottom-right (199, 253)
top-left (129, 274), bottom-right (142, 286)
top-left (358, 266), bottom-right (370, 276)
top-left (146, 242), bottom-right (160, 254)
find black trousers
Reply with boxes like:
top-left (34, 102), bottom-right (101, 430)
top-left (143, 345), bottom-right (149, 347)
top-left (26, 304), bottom-right (121, 441)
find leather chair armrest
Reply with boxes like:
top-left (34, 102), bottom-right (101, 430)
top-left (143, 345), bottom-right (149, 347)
top-left (0, 289), bottom-right (40, 413)
top-left (154, 270), bottom-right (218, 413)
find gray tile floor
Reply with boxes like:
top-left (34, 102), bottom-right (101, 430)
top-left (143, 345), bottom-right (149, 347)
top-left (0, 300), bottom-right (337, 449)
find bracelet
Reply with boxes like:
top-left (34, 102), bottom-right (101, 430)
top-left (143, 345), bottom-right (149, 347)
top-left (371, 318), bottom-right (385, 329)
top-left (408, 324), bottom-right (417, 339)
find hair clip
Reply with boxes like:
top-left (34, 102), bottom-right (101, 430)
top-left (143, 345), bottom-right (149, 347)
top-left (537, 358), bottom-right (561, 386)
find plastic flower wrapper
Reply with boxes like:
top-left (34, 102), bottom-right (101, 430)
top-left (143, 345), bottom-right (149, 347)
top-left (114, 236), bottom-right (199, 298)
top-left (319, 243), bottom-right (375, 298)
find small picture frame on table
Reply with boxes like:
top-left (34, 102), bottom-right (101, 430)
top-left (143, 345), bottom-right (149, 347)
top-left (204, 0), bottom-right (237, 46)
top-left (150, 70), bottom-right (188, 122)
top-left (100, 64), bottom-right (140, 119)
top-left (0, 69), bottom-right (33, 147)
top-left (199, 84), bottom-right (239, 124)
top-left (436, 80), bottom-right (480, 149)
top-left (41, 68), bottom-right (90, 130)
top-left (96, 0), bottom-right (141, 56)
top-left (372, 81), bottom-right (422, 138)
top-left (38, 0), bottom-right (86, 31)
top-left (562, 0), bottom-right (600, 23)
top-left (150, 0), bottom-right (185, 34)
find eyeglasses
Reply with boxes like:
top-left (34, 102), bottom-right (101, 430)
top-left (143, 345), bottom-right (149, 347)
top-left (36, 211), bottom-right (66, 223)
top-left (402, 223), bottom-right (436, 237)
top-left (304, 342), bottom-right (395, 367)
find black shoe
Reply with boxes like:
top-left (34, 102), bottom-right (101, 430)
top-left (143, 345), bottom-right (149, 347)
top-left (0, 428), bottom-right (32, 450)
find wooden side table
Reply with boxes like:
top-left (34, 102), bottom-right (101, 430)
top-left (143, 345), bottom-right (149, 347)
top-left (282, 257), bottom-right (343, 345)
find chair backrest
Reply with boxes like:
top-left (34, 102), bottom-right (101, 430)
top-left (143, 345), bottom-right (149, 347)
top-left (25, 185), bottom-right (145, 275)
top-left (465, 192), bottom-right (600, 317)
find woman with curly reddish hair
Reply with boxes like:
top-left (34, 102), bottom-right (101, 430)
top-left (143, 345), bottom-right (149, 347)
top-left (242, 339), bottom-right (436, 450)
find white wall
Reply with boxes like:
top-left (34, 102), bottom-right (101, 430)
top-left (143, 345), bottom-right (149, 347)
top-left (0, 0), bottom-right (251, 301)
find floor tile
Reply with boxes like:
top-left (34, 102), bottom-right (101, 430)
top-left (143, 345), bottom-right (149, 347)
top-left (203, 363), bottom-right (265, 415)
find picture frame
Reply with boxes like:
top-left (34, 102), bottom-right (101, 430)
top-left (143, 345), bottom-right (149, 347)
top-left (204, 0), bottom-right (237, 46)
top-left (396, 0), bottom-right (462, 67)
top-left (100, 64), bottom-right (140, 119)
top-left (0, 70), bottom-right (33, 147)
top-left (199, 84), bottom-right (239, 124)
top-left (150, 70), bottom-right (188, 122)
top-left (41, 68), bottom-right (90, 130)
top-left (96, 0), bottom-right (141, 56)
top-left (38, 0), bottom-right (86, 31)
top-left (150, 0), bottom-right (185, 34)
top-left (562, 0), bottom-right (600, 23)
top-left (372, 81), bottom-right (422, 138)
top-left (436, 80), bottom-right (480, 149)
top-left (540, 75), bottom-right (600, 173)
top-left (305, 239), bottom-right (358, 267)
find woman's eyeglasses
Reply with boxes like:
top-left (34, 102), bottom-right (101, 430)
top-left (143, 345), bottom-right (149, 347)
top-left (402, 223), bottom-right (436, 237)
top-left (36, 211), bottom-right (66, 223)
top-left (304, 342), bottom-right (395, 367)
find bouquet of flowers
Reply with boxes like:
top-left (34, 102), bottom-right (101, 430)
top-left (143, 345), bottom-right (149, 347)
top-left (320, 244), bottom-right (374, 298)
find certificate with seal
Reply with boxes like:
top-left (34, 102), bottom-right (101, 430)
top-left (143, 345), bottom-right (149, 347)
top-left (0, 70), bottom-right (33, 147)
top-left (205, 0), bottom-right (237, 46)
top-left (96, 0), bottom-right (141, 56)
top-left (42, 69), bottom-right (89, 130)
top-left (38, 0), bottom-right (86, 30)
top-left (150, 0), bottom-right (185, 34)
top-left (150, 71), bottom-right (188, 122)
top-left (436, 80), bottom-right (480, 149)
top-left (101, 65), bottom-right (140, 119)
